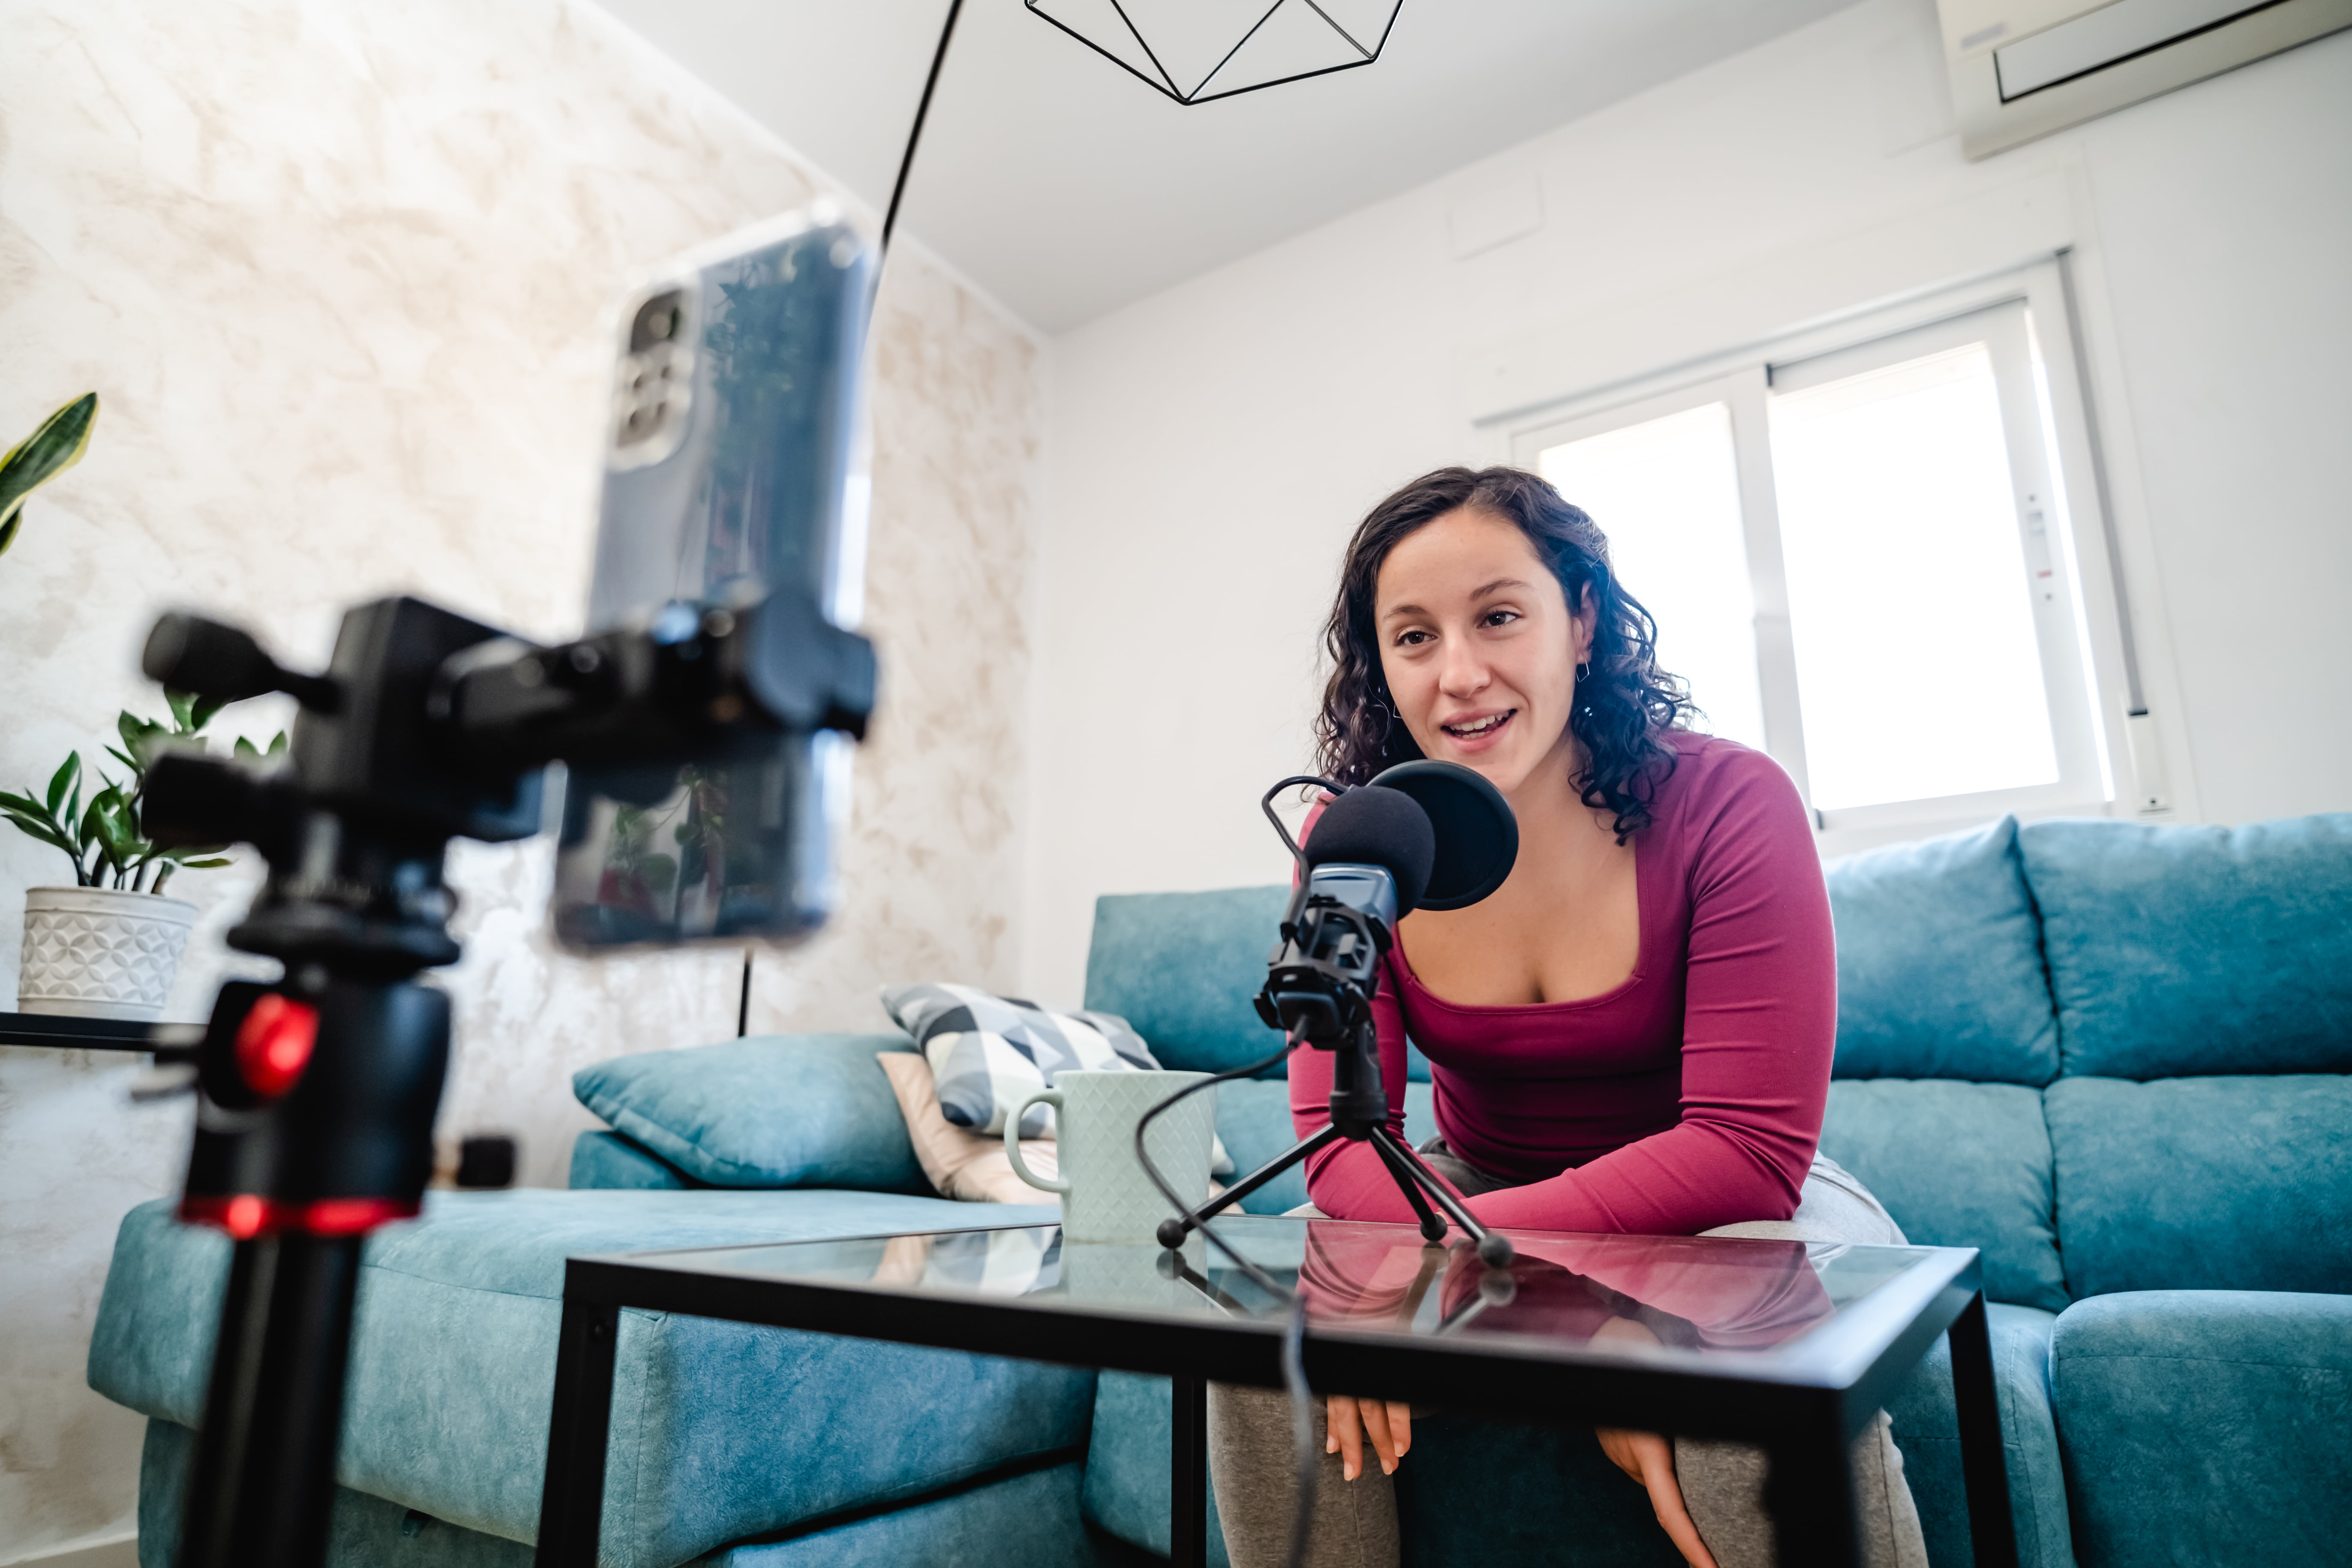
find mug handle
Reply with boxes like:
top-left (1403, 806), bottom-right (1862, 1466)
top-left (1003, 1089), bottom-right (1069, 1194)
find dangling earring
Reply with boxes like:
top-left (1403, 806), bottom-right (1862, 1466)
top-left (1575, 660), bottom-right (1590, 684)
top-left (1367, 694), bottom-right (1396, 751)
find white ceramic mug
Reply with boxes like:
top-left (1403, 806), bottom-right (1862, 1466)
top-left (1005, 1069), bottom-right (1216, 1244)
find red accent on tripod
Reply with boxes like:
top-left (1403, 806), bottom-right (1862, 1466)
top-left (181, 1193), bottom-right (419, 1241)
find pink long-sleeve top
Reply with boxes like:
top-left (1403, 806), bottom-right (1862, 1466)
top-left (1289, 733), bottom-right (1836, 1237)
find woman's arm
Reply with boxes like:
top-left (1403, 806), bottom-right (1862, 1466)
top-left (1464, 753), bottom-right (1835, 1236)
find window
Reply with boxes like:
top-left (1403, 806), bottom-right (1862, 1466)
top-left (1512, 263), bottom-right (2129, 841)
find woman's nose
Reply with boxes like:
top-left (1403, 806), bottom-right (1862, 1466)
top-left (1438, 646), bottom-right (1491, 698)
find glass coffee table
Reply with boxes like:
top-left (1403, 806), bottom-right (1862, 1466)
top-left (532, 1217), bottom-right (2016, 1568)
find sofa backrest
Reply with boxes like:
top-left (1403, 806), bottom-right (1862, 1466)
top-left (1086, 887), bottom-right (1291, 1076)
top-left (2016, 813), bottom-right (2352, 1079)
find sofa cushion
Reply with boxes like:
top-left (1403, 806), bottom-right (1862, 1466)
top-left (572, 1033), bottom-right (930, 1193)
top-left (90, 1189), bottom-right (1086, 1568)
top-left (2050, 1290), bottom-right (2352, 1568)
top-left (1086, 886), bottom-right (1293, 1077)
top-left (2044, 1075), bottom-right (2352, 1298)
top-left (570, 1129), bottom-right (697, 1190)
top-left (2018, 813), bottom-right (2352, 1078)
top-left (1881, 1304), bottom-right (2075, 1568)
top-left (1819, 1080), bottom-right (2068, 1313)
top-left (1823, 817), bottom-right (2060, 1085)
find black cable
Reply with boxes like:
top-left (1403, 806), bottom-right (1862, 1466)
top-left (1133, 1036), bottom-right (1321, 1568)
top-left (881, 0), bottom-right (965, 255)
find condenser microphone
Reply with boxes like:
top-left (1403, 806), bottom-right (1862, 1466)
top-left (1259, 761), bottom-right (1516, 1049)
top-left (1299, 783), bottom-right (1436, 931)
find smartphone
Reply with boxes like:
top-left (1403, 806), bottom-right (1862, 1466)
top-left (551, 203), bottom-right (877, 950)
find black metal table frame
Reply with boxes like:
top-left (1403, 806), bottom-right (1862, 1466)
top-left (531, 1224), bottom-right (2016, 1568)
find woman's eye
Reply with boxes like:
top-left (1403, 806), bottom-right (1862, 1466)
top-left (1482, 609), bottom-right (1521, 628)
top-left (1395, 629), bottom-right (1432, 647)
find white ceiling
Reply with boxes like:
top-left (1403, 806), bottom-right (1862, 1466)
top-left (589, 0), bottom-right (1865, 333)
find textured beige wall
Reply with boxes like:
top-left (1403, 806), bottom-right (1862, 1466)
top-left (0, 0), bottom-right (1039, 1557)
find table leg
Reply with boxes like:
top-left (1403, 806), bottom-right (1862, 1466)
top-left (1172, 1372), bottom-right (1208, 1568)
top-left (1765, 1418), bottom-right (1862, 1568)
top-left (1949, 1291), bottom-right (2020, 1568)
top-left (533, 1297), bottom-right (619, 1567)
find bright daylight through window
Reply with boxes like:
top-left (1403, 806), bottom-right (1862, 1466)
top-left (1519, 273), bottom-right (2115, 835)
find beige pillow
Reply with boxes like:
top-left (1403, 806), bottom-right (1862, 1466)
top-left (878, 1051), bottom-right (1060, 1204)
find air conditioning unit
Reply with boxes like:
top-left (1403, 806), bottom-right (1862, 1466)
top-left (1939, 0), bottom-right (2352, 157)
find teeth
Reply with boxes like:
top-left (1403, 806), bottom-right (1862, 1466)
top-left (1449, 713), bottom-right (1507, 735)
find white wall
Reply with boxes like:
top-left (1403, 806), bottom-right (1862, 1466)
top-left (0, 1), bottom-right (1039, 1559)
top-left (1021, 0), bottom-right (2352, 1008)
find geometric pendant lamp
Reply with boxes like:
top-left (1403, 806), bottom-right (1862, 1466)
top-left (1026, 0), bottom-right (1405, 105)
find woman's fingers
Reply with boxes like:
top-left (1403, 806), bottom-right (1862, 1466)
top-left (1324, 1395), bottom-right (1412, 1479)
top-left (1357, 1399), bottom-right (1403, 1474)
top-left (1630, 1432), bottom-right (1720, 1568)
top-left (1325, 1394), bottom-right (1364, 1481)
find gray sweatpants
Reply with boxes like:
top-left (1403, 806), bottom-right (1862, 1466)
top-left (1205, 1151), bottom-right (1930, 1568)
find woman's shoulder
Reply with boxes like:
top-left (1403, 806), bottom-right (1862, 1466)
top-left (1651, 731), bottom-right (1810, 841)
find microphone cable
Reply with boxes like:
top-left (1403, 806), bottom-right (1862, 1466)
top-left (1134, 1033), bottom-right (1321, 1568)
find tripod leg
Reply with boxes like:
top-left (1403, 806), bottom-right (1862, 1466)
top-left (1367, 1126), bottom-right (1516, 1267)
top-left (1367, 1130), bottom-right (1448, 1243)
top-left (1157, 1123), bottom-right (1345, 1248)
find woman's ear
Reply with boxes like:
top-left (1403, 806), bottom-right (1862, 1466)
top-left (1574, 583), bottom-right (1600, 664)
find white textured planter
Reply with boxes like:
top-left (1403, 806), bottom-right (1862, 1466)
top-left (18, 886), bottom-right (198, 1022)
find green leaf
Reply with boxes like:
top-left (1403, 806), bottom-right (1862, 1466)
top-left (119, 710), bottom-right (169, 757)
top-left (186, 691), bottom-right (227, 732)
top-left (84, 785), bottom-right (143, 870)
top-left (268, 731), bottom-right (288, 757)
top-left (45, 754), bottom-right (79, 814)
top-left (3, 805), bottom-right (78, 854)
top-left (0, 393), bottom-right (98, 556)
top-left (0, 787), bottom-right (48, 817)
top-left (233, 736), bottom-right (258, 758)
top-left (105, 745), bottom-right (140, 775)
top-left (165, 690), bottom-right (196, 731)
top-left (174, 857), bottom-right (232, 869)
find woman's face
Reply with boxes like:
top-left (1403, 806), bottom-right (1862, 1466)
top-left (1373, 506), bottom-right (1593, 799)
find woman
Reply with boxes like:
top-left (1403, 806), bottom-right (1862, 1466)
top-left (1207, 467), bottom-right (1927, 1568)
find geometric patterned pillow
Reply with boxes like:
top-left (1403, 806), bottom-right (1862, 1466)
top-left (879, 982), bottom-right (1159, 1138)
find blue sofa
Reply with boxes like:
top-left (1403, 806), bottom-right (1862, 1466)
top-left (88, 813), bottom-right (2351, 1567)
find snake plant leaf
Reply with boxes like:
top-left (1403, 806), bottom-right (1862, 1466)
top-left (0, 393), bottom-right (98, 557)
top-left (46, 753), bottom-right (80, 814)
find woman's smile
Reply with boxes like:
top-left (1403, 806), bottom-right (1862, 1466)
top-left (1439, 707), bottom-right (1517, 750)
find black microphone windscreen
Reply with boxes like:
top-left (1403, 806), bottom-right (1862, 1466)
top-left (1304, 785), bottom-right (1435, 915)
top-left (1366, 760), bottom-right (1518, 911)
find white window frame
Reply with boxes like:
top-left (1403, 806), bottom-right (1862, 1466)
top-left (1502, 258), bottom-right (2142, 851)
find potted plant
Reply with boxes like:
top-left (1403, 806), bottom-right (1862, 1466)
top-left (0, 394), bottom-right (283, 1019)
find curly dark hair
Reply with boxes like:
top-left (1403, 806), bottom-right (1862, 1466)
top-left (1314, 466), bottom-right (1691, 839)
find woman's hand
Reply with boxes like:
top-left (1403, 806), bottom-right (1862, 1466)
top-left (1595, 1428), bottom-right (1718, 1568)
top-left (1590, 1317), bottom-right (1718, 1568)
top-left (1324, 1394), bottom-right (1412, 1481)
